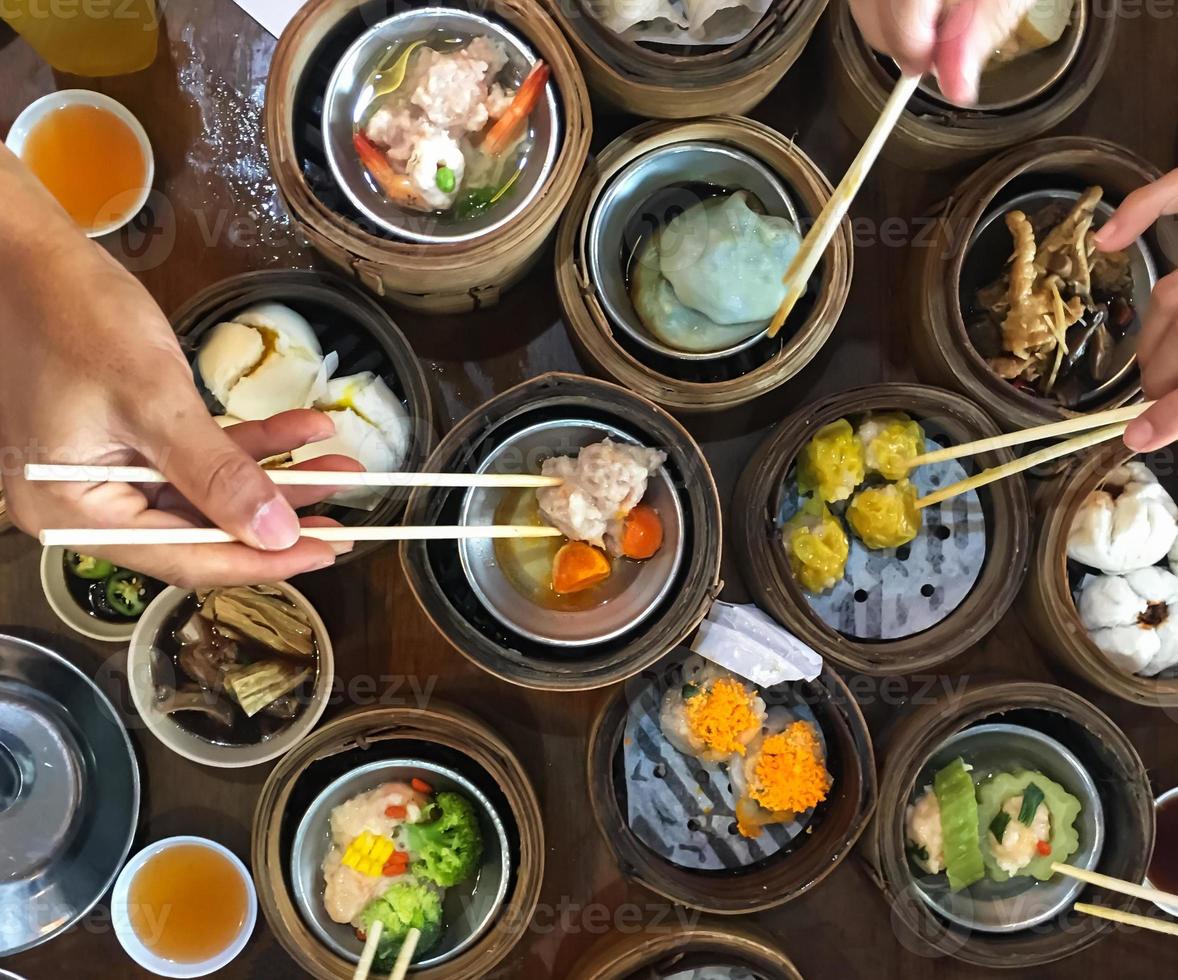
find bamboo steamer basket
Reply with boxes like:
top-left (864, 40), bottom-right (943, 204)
top-left (831, 0), bottom-right (1118, 171)
top-left (556, 117), bottom-right (852, 414)
top-left (569, 920), bottom-right (804, 979)
top-left (1024, 443), bottom-right (1178, 706)
top-left (265, 0), bottom-right (592, 313)
top-left (863, 678), bottom-right (1154, 967)
top-left (170, 268), bottom-right (435, 564)
top-left (400, 372), bottom-right (723, 691)
top-left (252, 703), bottom-right (543, 980)
top-left (731, 384), bottom-right (1030, 675)
top-left (907, 137), bottom-right (1165, 432)
top-left (587, 655), bottom-right (876, 913)
top-left (0, 484), bottom-right (10, 534)
top-left (540, 0), bottom-right (826, 118)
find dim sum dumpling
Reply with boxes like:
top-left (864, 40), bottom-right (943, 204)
top-left (782, 499), bottom-right (848, 593)
top-left (857, 413), bottom-right (925, 481)
top-left (658, 656), bottom-right (766, 765)
top-left (796, 419), bottom-right (865, 503)
top-left (1067, 462), bottom-right (1178, 574)
top-left (1077, 567), bottom-right (1178, 676)
top-left (659, 192), bottom-right (801, 326)
top-left (847, 479), bottom-right (921, 550)
top-left (590, 0), bottom-right (687, 33)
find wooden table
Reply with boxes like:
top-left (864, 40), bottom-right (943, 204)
top-left (2, 3), bottom-right (1178, 977)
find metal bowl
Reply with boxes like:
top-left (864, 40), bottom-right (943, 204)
top-left (290, 759), bottom-right (511, 969)
top-left (458, 418), bottom-right (685, 647)
top-left (586, 141), bottom-right (800, 362)
top-left (0, 633), bottom-right (140, 956)
top-left (961, 188), bottom-right (1157, 408)
top-left (323, 7), bottom-right (560, 245)
top-left (908, 722), bottom-right (1105, 933)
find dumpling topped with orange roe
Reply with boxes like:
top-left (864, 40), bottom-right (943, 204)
top-left (732, 719), bottom-right (832, 838)
top-left (659, 659), bottom-right (767, 765)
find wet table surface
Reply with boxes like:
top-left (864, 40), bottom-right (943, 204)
top-left (3, 2), bottom-right (1178, 978)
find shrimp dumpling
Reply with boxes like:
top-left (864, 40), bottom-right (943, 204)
top-left (796, 419), bottom-right (865, 504)
top-left (857, 412), bottom-right (925, 481)
top-left (1067, 462), bottom-right (1178, 573)
top-left (847, 479), bottom-right (921, 550)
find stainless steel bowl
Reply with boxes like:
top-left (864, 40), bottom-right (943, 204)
top-left (458, 418), bottom-right (685, 647)
top-left (586, 142), bottom-right (800, 361)
top-left (908, 722), bottom-right (1105, 933)
top-left (323, 7), bottom-right (560, 244)
top-left (962, 188), bottom-right (1157, 406)
top-left (0, 633), bottom-right (140, 956)
top-left (291, 759), bottom-right (511, 969)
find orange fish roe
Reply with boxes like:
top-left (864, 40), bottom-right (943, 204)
top-left (749, 721), bottom-right (832, 814)
top-left (684, 678), bottom-right (761, 756)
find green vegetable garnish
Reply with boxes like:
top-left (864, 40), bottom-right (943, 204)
top-left (454, 186), bottom-right (496, 220)
top-left (405, 791), bottom-right (484, 888)
top-left (989, 810), bottom-right (1011, 841)
top-left (361, 879), bottom-right (443, 972)
top-left (1018, 783), bottom-right (1046, 825)
top-left (933, 757), bottom-right (985, 893)
top-left (976, 770), bottom-right (1082, 882)
top-left (105, 569), bottom-right (148, 617)
top-left (435, 166), bottom-right (456, 194)
top-left (65, 551), bottom-right (115, 580)
top-left (681, 683), bottom-right (701, 699)
top-left (907, 842), bottom-right (929, 863)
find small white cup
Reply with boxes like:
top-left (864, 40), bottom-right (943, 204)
top-left (1147, 786), bottom-right (1178, 917)
top-left (111, 836), bottom-right (257, 978)
top-left (5, 89), bottom-right (154, 238)
top-left (40, 546), bottom-right (139, 643)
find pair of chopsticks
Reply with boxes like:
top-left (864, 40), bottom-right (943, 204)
top-left (1054, 862), bottom-right (1178, 938)
top-left (911, 402), bottom-right (1150, 510)
top-left (24, 464), bottom-right (563, 548)
top-left (353, 923), bottom-right (421, 980)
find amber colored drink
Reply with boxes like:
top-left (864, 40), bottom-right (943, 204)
top-left (126, 843), bottom-right (248, 964)
top-left (20, 103), bottom-right (147, 233)
top-left (1148, 794), bottom-right (1178, 895)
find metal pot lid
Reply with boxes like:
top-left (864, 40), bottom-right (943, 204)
top-left (0, 634), bottom-right (140, 956)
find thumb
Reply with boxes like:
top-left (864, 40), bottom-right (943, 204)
top-left (933, 0), bottom-right (1034, 105)
top-left (140, 405), bottom-right (301, 551)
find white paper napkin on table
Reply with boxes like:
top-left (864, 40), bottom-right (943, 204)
top-left (232, 0), bottom-right (307, 36)
top-left (690, 601), bottom-right (823, 686)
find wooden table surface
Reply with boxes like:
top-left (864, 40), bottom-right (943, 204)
top-left (3, 2), bottom-right (1178, 978)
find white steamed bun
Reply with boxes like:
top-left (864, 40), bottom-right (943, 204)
top-left (1067, 462), bottom-right (1178, 574)
top-left (1078, 566), bottom-right (1178, 677)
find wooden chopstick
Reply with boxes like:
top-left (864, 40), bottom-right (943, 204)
top-left (39, 525), bottom-right (563, 547)
top-left (353, 919), bottom-right (384, 980)
top-left (915, 423), bottom-right (1128, 510)
top-left (388, 927), bottom-right (421, 980)
top-left (767, 74), bottom-right (921, 338)
top-left (1074, 903), bottom-right (1178, 936)
top-left (909, 402), bottom-right (1153, 468)
top-left (1053, 861), bottom-right (1178, 909)
top-left (24, 463), bottom-right (561, 489)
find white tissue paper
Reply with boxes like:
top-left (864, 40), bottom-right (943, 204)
top-left (691, 600), bottom-right (823, 685)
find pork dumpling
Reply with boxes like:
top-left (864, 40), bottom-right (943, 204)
top-left (847, 479), bottom-right (921, 550)
top-left (1067, 462), bottom-right (1178, 573)
top-left (782, 498), bottom-right (848, 593)
top-left (659, 192), bottom-right (801, 326)
top-left (857, 413), bottom-right (925, 481)
top-left (1077, 567), bottom-right (1178, 676)
top-left (796, 419), bottom-right (865, 504)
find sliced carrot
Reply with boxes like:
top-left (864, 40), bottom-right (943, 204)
top-left (620, 504), bottom-right (664, 560)
top-left (482, 61), bottom-right (550, 156)
top-left (552, 541), bottom-right (612, 594)
top-left (384, 804), bottom-right (408, 819)
top-left (411, 777), bottom-right (433, 795)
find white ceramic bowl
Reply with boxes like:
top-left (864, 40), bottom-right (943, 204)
top-left (5, 89), bottom-right (154, 238)
top-left (1147, 786), bottom-right (1178, 917)
top-left (127, 582), bottom-right (334, 767)
top-left (40, 546), bottom-right (140, 643)
top-left (111, 836), bottom-right (257, 978)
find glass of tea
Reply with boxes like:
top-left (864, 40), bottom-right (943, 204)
top-left (111, 836), bottom-right (257, 978)
top-left (1147, 786), bottom-right (1178, 917)
top-left (5, 89), bottom-right (153, 238)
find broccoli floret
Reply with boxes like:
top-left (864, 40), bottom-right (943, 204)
top-left (405, 791), bottom-right (484, 888)
top-left (361, 879), bottom-right (443, 972)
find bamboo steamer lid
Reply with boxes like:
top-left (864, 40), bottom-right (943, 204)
top-left (587, 656), bottom-right (876, 913)
top-left (170, 269), bottom-right (435, 564)
top-left (540, 0), bottom-right (826, 118)
top-left (556, 117), bottom-right (852, 415)
top-left (831, 0), bottom-right (1118, 171)
top-left (569, 920), bottom-right (805, 979)
top-left (731, 383), bottom-right (1030, 675)
top-left (1023, 443), bottom-right (1178, 706)
top-left (863, 678), bottom-right (1154, 967)
top-left (252, 703), bottom-right (544, 980)
top-left (907, 137), bottom-right (1166, 433)
top-left (265, 0), bottom-right (592, 313)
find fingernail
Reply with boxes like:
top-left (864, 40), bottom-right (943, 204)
top-left (329, 540), bottom-right (354, 557)
top-left (250, 498), bottom-right (300, 550)
top-left (1125, 418), bottom-right (1154, 451)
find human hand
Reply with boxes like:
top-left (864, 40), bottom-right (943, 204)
top-left (1092, 170), bottom-right (1178, 452)
top-left (848, 0), bottom-right (1034, 104)
top-left (0, 158), bottom-right (358, 586)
